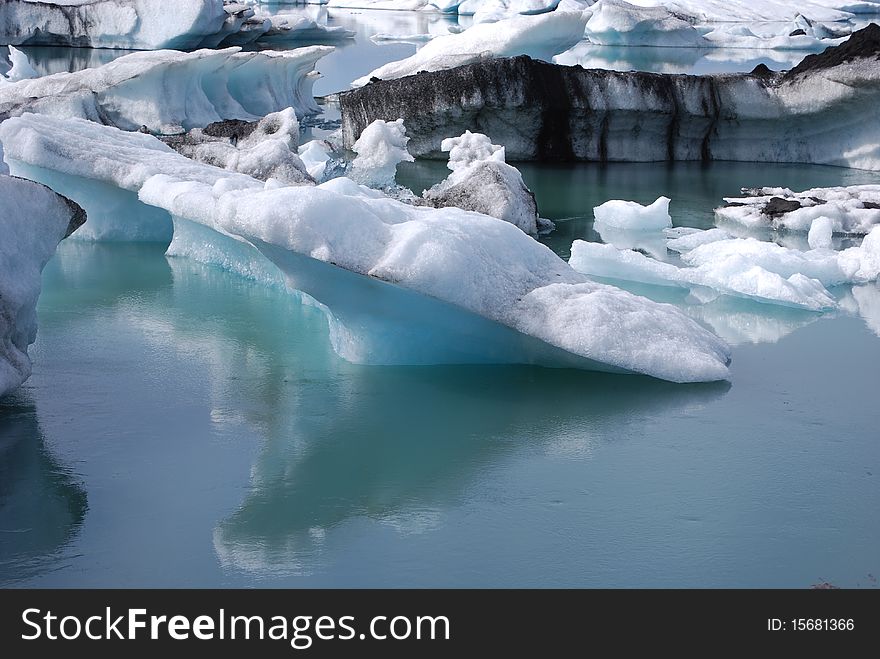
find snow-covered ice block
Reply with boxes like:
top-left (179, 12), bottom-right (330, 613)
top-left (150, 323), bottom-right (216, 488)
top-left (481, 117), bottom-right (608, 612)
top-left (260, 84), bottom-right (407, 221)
top-left (423, 131), bottom-right (539, 234)
top-left (349, 119), bottom-right (414, 188)
top-left (1, 114), bottom-right (732, 382)
top-left (682, 232), bottom-right (880, 287)
top-left (351, 11), bottom-right (589, 86)
top-left (0, 0), bottom-right (230, 50)
top-left (569, 239), bottom-right (838, 311)
top-left (593, 196), bottom-right (672, 231)
top-left (0, 46), bottom-right (332, 133)
top-left (716, 184), bottom-right (880, 234)
top-left (0, 175), bottom-right (85, 397)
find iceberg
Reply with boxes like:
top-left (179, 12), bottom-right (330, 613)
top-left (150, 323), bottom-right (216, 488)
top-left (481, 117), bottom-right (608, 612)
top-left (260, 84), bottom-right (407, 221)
top-left (340, 24), bottom-right (880, 170)
top-left (1, 114), bottom-right (732, 382)
top-left (0, 175), bottom-right (85, 397)
top-left (0, 46), bottom-right (38, 83)
top-left (350, 11), bottom-right (589, 86)
top-left (593, 197), bottom-right (672, 232)
top-left (422, 131), bottom-right (540, 235)
top-left (0, 0), bottom-right (229, 50)
top-left (716, 184), bottom-right (880, 234)
top-left (569, 240), bottom-right (838, 311)
top-left (0, 45), bottom-right (332, 133)
top-left (0, 1), bottom-right (352, 50)
top-left (348, 119), bottom-right (415, 188)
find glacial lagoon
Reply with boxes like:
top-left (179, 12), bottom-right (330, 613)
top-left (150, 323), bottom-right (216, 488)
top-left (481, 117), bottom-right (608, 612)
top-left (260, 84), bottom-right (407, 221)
top-left (2, 8), bottom-right (879, 588)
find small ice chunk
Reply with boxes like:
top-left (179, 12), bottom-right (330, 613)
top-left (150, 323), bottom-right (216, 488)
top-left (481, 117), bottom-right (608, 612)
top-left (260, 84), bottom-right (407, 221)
top-left (594, 196), bottom-right (672, 231)
top-left (298, 140), bottom-right (334, 181)
top-left (423, 131), bottom-right (538, 234)
top-left (349, 119), bottom-right (415, 189)
top-left (807, 216), bottom-right (835, 250)
top-left (569, 239), bottom-right (838, 311)
top-left (442, 130), bottom-right (506, 171)
top-left (1, 46), bottom-right (39, 83)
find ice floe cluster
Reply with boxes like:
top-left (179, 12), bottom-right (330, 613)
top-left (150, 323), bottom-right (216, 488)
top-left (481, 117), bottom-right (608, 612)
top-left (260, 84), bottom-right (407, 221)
top-left (0, 175), bottom-right (85, 397)
top-left (568, 196), bottom-right (880, 317)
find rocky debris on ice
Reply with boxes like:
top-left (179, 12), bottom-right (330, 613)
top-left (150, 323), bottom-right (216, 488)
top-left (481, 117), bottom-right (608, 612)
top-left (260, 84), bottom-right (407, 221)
top-left (350, 11), bottom-right (589, 87)
top-left (341, 24), bottom-right (880, 170)
top-left (162, 109), bottom-right (313, 185)
top-left (0, 0), bottom-right (352, 50)
top-left (717, 185), bottom-right (880, 235)
top-left (348, 119), bottom-right (415, 188)
top-left (0, 46), bottom-right (331, 134)
top-left (0, 114), bottom-right (732, 382)
top-left (422, 131), bottom-right (541, 235)
top-left (0, 175), bottom-right (85, 397)
top-left (568, 239), bottom-right (839, 311)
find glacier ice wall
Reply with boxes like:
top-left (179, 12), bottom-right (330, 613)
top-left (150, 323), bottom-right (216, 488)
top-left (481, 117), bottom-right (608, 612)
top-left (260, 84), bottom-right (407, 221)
top-left (0, 45), bottom-right (331, 133)
top-left (0, 175), bottom-right (85, 397)
top-left (340, 24), bottom-right (880, 170)
top-left (1, 114), bottom-right (732, 382)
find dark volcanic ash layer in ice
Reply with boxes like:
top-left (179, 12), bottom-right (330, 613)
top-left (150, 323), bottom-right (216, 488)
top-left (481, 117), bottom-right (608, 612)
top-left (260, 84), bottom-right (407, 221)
top-left (340, 24), bottom-right (880, 171)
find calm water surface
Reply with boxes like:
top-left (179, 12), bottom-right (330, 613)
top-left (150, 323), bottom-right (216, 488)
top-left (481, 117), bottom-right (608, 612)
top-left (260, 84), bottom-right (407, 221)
top-left (1, 12), bottom-right (879, 588)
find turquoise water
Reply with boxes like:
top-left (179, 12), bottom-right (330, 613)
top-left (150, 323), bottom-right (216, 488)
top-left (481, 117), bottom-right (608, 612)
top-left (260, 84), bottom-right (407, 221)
top-left (2, 158), bottom-right (880, 588)
top-left (2, 11), bottom-right (880, 588)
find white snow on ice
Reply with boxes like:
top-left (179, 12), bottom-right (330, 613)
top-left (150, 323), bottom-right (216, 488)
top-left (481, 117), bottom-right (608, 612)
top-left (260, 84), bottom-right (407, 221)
top-left (0, 114), bottom-right (732, 382)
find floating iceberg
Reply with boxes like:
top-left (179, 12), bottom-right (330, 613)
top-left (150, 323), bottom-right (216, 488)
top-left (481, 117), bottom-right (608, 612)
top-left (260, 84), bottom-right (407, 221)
top-left (348, 119), bottom-right (415, 188)
top-left (716, 185), bottom-right (880, 234)
top-left (0, 175), bottom-right (85, 397)
top-left (1, 114), bottom-right (732, 382)
top-left (350, 11), bottom-right (589, 86)
top-left (569, 240), bottom-right (838, 311)
top-left (0, 0), bottom-right (229, 50)
top-left (681, 232), bottom-right (880, 287)
top-left (0, 46), bottom-right (38, 84)
top-left (0, 45), bottom-right (331, 133)
top-left (593, 197), bottom-right (672, 232)
top-left (423, 131), bottom-right (540, 235)
top-left (0, 115), bottom-right (264, 241)
top-left (340, 24), bottom-right (880, 170)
